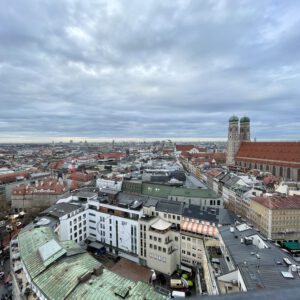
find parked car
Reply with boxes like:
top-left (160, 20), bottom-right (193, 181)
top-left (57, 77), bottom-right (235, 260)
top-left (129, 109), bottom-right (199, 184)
top-left (16, 221), bottom-right (22, 228)
top-left (6, 225), bottom-right (13, 232)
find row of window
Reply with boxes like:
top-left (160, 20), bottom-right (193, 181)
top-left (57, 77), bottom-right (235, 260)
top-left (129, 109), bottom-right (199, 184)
top-left (70, 232), bottom-right (87, 242)
top-left (149, 244), bottom-right (167, 253)
top-left (149, 253), bottom-right (167, 263)
top-left (163, 213), bottom-right (180, 221)
top-left (70, 221), bottom-right (86, 233)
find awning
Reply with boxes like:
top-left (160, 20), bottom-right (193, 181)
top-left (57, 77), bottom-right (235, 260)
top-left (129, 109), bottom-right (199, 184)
top-left (180, 220), bottom-right (217, 238)
top-left (283, 241), bottom-right (300, 252)
top-left (89, 241), bottom-right (105, 250)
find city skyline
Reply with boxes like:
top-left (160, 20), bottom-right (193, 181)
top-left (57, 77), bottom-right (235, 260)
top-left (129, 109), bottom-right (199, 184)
top-left (1, 1), bottom-right (300, 142)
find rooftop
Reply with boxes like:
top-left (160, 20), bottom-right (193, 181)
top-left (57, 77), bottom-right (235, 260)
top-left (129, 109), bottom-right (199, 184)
top-left (236, 142), bottom-right (300, 165)
top-left (41, 202), bottom-right (81, 219)
top-left (151, 218), bottom-right (172, 231)
top-left (253, 195), bottom-right (300, 209)
top-left (142, 182), bottom-right (219, 199)
top-left (156, 198), bottom-right (185, 215)
top-left (18, 227), bottom-right (166, 300)
top-left (219, 225), bottom-right (300, 291)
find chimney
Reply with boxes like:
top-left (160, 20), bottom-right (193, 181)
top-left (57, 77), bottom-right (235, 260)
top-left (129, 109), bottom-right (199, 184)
top-left (94, 265), bottom-right (104, 276)
top-left (77, 272), bottom-right (92, 283)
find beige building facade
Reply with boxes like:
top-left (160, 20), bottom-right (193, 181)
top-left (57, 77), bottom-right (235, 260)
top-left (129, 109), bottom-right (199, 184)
top-left (250, 195), bottom-right (300, 243)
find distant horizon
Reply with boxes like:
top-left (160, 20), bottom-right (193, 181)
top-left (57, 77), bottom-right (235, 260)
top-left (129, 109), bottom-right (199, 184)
top-left (0, 136), bottom-right (299, 145)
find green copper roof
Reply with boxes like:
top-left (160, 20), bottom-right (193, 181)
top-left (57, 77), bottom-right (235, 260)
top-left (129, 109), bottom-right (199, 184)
top-left (19, 227), bottom-right (166, 300)
top-left (66, 269), bottom-right (166, 300)
top-left (34, 253), bottom-right (100, 300)
top-left (19, 227), bottom-right (58, 279)
top-left (142, 182), bottom-right (218, 199)
top-left (229, 115), bottom-right (239, 122)
top-left (169, 187), bottom-right (219, 199)
top-left (240, 116), bottom-right (250, 123)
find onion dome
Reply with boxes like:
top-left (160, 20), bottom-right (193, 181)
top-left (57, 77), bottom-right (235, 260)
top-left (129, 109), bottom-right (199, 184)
top-left (240, 116), bottom-right (250, 123)
top-left (229, 115), bottom-right (239, 122)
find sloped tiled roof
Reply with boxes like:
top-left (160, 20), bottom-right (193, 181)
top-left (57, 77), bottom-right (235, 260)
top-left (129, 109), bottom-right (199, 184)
top-left (236, 142), bottom-right (300, 167)
top-left (253, 195), bottom-right (300, 209)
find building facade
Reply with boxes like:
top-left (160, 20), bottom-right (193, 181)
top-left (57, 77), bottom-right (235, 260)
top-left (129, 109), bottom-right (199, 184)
top-left (226, 116), bottom-right (300, 181)
top-left (250, 195), bottom-right (300, 243)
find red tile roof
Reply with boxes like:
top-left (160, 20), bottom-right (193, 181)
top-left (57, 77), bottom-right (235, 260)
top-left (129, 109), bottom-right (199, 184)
top-left (0, 171), bottom-right (30, 184)
top-left (253, 195), bottom-right (300, 209)
top-left (68, 172), bottom-right (97, 182)
top-left (206, 169), bottom-right (223, 177)
top-left (98, 153), bottom-right (127, 160)
top-left (12, 178), bottom-right (68, 195)
top-left (48, 160), bottom-right (65, 170)
top-left (236, 142), bottom-right (300, 167)
top-left (175, 144), bottom-right (195, 152)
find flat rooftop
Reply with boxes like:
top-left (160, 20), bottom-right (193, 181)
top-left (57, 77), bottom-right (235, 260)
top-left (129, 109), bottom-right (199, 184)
top-left (219, 225), bottom-right (300, 291)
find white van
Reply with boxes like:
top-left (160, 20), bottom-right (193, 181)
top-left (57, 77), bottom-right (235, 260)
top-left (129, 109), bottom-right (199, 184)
top-left (172, 291), bottom-right (186, 298)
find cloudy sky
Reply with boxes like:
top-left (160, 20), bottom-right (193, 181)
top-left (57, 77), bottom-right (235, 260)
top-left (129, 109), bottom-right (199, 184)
top-left (0, 0), bottom-right (300, 142)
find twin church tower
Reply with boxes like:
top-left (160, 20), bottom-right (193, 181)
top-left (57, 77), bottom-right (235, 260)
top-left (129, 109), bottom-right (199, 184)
top-left (226, 115), bottom-right (251, 165)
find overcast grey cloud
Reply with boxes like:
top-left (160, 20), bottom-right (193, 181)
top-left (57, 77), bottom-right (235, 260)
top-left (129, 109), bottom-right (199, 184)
top-left (0, 0), bottom-right (300, 142)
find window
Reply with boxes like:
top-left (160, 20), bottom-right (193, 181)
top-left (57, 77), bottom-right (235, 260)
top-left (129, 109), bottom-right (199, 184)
top-left (154, 237), bottom-right (157, 241)
top-left (89, 226), bottom-right (96, 230)
top-left (158, 246), bottom-right (161, 251)
top-left (164, 213), bottom-right (167, 218)
top-left (168, 214), bottom-right (171, 219)
top-left (182, 236), bottom-right (185, 240)
top-left (172, 215), bottom-right (175, 220)
top-left (150, 235), bottom-right (153, 240)
top-left (177, 216), bottom-right (180, 220)
top-left (187, 251), bottom-right (191, 256)
top-left (158, 238), bottom-right (161, 243)
top-left (163, 248), bottom-right (166, 253)
top-left (175, 237), bottom-right (178, 241)
top-left (154, 245), bottom-right (157, 250)
top-left (89, 213), bottom-right (96, 217)
top-left (90, 220), bottom-right (96, 223)
top-left (182, 250), bottom-right (186, 254)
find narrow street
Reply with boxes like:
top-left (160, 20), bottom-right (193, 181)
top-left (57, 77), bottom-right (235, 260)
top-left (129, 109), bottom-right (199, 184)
top-left (0, 258), bottom-right (12, 299)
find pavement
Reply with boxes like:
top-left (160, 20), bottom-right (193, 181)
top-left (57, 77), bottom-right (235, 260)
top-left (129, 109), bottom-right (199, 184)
top-left (185, 173), bottom-right (207, 189)
top-left (110, 258), bottom-right (151, 282)
top-left (0, 258), bottom-right (12, 299)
